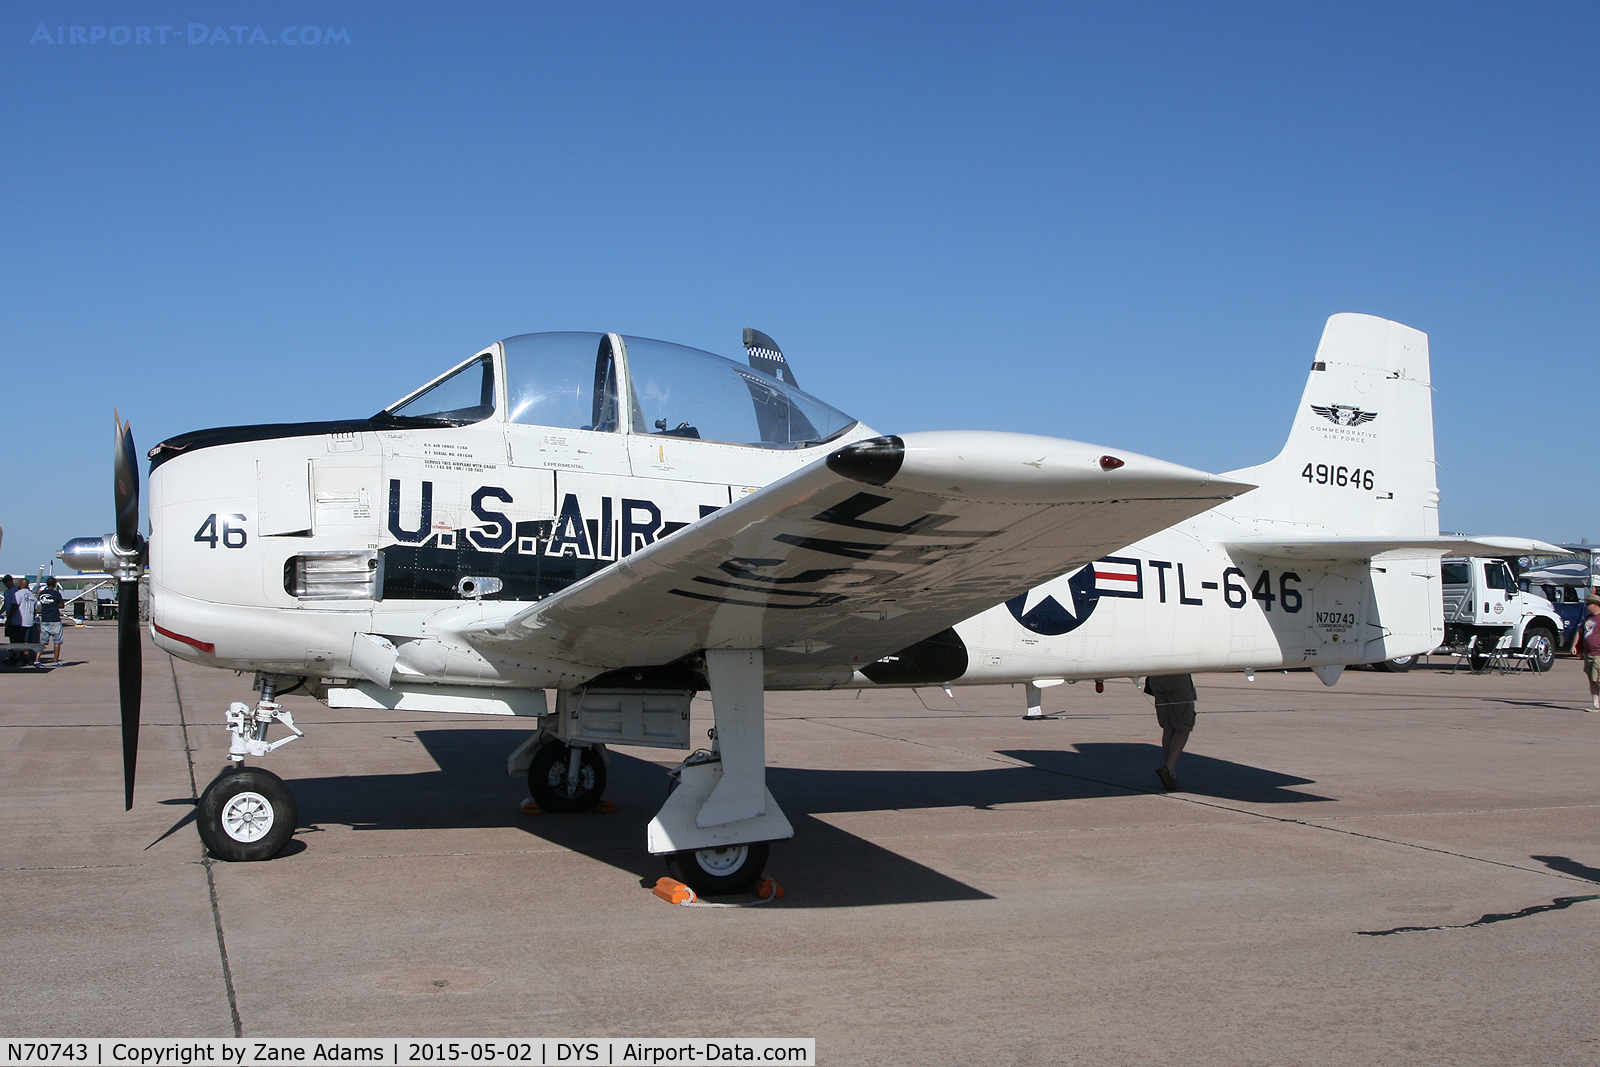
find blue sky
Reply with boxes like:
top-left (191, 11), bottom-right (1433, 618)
top-left (2, 1), bottom-right (1596, 575)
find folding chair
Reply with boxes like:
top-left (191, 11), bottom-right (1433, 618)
top-left (1484, 633), bottom-right (1528, 674)
top-left (1446, 634), bottom-right (1479, 673)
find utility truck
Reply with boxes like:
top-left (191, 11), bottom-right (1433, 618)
top-left (1437, 557), bottom-right (1564, 671)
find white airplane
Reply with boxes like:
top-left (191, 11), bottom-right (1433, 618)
top-left (63, 314), bottom-right (1555, 893)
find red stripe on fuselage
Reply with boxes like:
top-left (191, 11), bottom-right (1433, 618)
top-left (153, 623), bottom-right (214, 654)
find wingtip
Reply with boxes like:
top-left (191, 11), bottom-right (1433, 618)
top-left (826, 435), bottom-right (905, 487)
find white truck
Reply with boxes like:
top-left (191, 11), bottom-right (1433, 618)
top-left (1370, 557), bottom-right (1564, 672)
top-left (1439, 557), bottom-right (1564, 671)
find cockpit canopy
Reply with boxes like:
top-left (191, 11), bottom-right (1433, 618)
top-left (384, 332), bottom-right (858, 450)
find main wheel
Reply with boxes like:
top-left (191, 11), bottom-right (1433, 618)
top-left (527, 742), bottom-right (607, 813)
top-left (666, 841), bottom-right (770, 896)
top-left (197, 767), bottom-right (298, 862)
top-left (1373, 655), bottom-right (1416, 673)
top-left (1522, 628), bottom-right (1558, 673)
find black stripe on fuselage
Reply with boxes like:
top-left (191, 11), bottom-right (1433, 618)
top-left (148, 414), bottom-right (469, 470)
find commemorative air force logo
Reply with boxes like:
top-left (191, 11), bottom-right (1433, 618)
top-left (1311, 404), bottom-right (1377, 426)
top-left (1006, 564), bottom-right (1101, 636)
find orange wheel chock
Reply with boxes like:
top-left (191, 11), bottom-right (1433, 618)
top-left (651, 875), bottom-right (785, 907)
top-left (519, 799), bottom-right (542, 816)
top-left (594, 800), bottom-right (618, 813)
top-left (653, 877), bottom-right (698, 905)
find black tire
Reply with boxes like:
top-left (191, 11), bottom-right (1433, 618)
top-left (1373, 655), bottom-right (1416, 673)
top-left (666, 841), bottom-right (770, 896)
top-left (197, 767), bottom-right (298, 862)
top-left (527, 742), bottom-right (607, 813)
top-left (1522, 628), bottom-right (1558, 673)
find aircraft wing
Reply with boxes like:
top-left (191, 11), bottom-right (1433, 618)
top-left (464, 432), bottom-right (1252, 678)
top-left (1224, 535), bottom-right (1564, 561)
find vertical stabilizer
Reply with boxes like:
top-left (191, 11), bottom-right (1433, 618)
top-left (1225, 314), bottom-right (1438, 537)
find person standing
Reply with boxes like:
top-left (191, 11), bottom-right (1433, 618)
top-left (1145, 673), bottom-right (1197, 790)
top-left (10, 578), bottom-right (39, 666)
top-left (36, 577), bottom-right (68, 665)
top-left (1, 575), bottom-right (14, 666)
top-left (1571, 594), bottom-right (1600, 711)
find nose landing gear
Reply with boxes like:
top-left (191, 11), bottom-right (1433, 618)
top-left (199, 674), bottom-right (305, 862)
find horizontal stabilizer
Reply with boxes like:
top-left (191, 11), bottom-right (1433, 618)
top-left (1225, 534), bottom-right (1563, 562)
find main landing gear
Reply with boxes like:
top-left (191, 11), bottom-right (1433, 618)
top-left (511, 650), bottom-right (793, 896)
top-left (666, 840), bottom-right (771, 895)
top-left (527, 740), bottom-right (608, 813)
top-left (645, 650), bottom-right (792, 896)
top-left (198, 675), bottom-right (304, 862)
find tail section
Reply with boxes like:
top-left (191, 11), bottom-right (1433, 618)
top-left (1225, 313), bottom-right (1438, 538)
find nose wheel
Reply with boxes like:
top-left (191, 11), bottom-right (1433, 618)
top-left (197, 766), bottom-right (299, 862)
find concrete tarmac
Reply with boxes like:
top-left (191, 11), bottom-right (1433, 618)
top-left (4, 624), bottom-right (1600, 1065)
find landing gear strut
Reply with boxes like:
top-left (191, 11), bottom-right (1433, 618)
top-left (647, 650), bottom-right (792, 895)
top-left (505, 659), bottom-right (793, 895)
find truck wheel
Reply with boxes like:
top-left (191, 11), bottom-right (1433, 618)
top-left (1373, 655), bottom-right (1415, 673)
top-left (1522, 628), bottom-right (1558, 673)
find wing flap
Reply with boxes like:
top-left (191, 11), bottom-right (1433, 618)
top-left (466, 432), bottom-right (1252, 674)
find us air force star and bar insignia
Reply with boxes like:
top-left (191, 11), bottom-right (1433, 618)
top-left (1005, 563), bottom-right (1101, 636)
top-left (1310, 404), bottom-right (1377, 426)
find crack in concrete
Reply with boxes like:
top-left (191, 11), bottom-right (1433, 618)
top-left (168, 656), bottom-right (243, 1038)
top-left (0, 862), bottom-right (145, 871)
top-left (1357, 895), bottom-right (1600, 935)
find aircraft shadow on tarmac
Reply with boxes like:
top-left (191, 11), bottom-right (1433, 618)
top-left (267, 729), bottom-right (987, 908)
top-left (200, 728), bottom-right (1332, 906)
top-left (1001, 744), bottom-right (1334, 806)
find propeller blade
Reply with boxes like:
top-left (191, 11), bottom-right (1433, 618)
top-left (114, 412), bottom-right (140, 551)
top-left (112, 415), bottom-right (143, 809)
top-left (118, 580), bottom-right (141, 810)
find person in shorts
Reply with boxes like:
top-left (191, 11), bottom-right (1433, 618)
top-left (36, 577), bottom-right (68, 665)
top-left (10, 578), bottom-right (39, 666)
top-left (1144, 673), bottom-right (1197, 791)
top-left (1571, 594), bottom-right (1600, 711)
